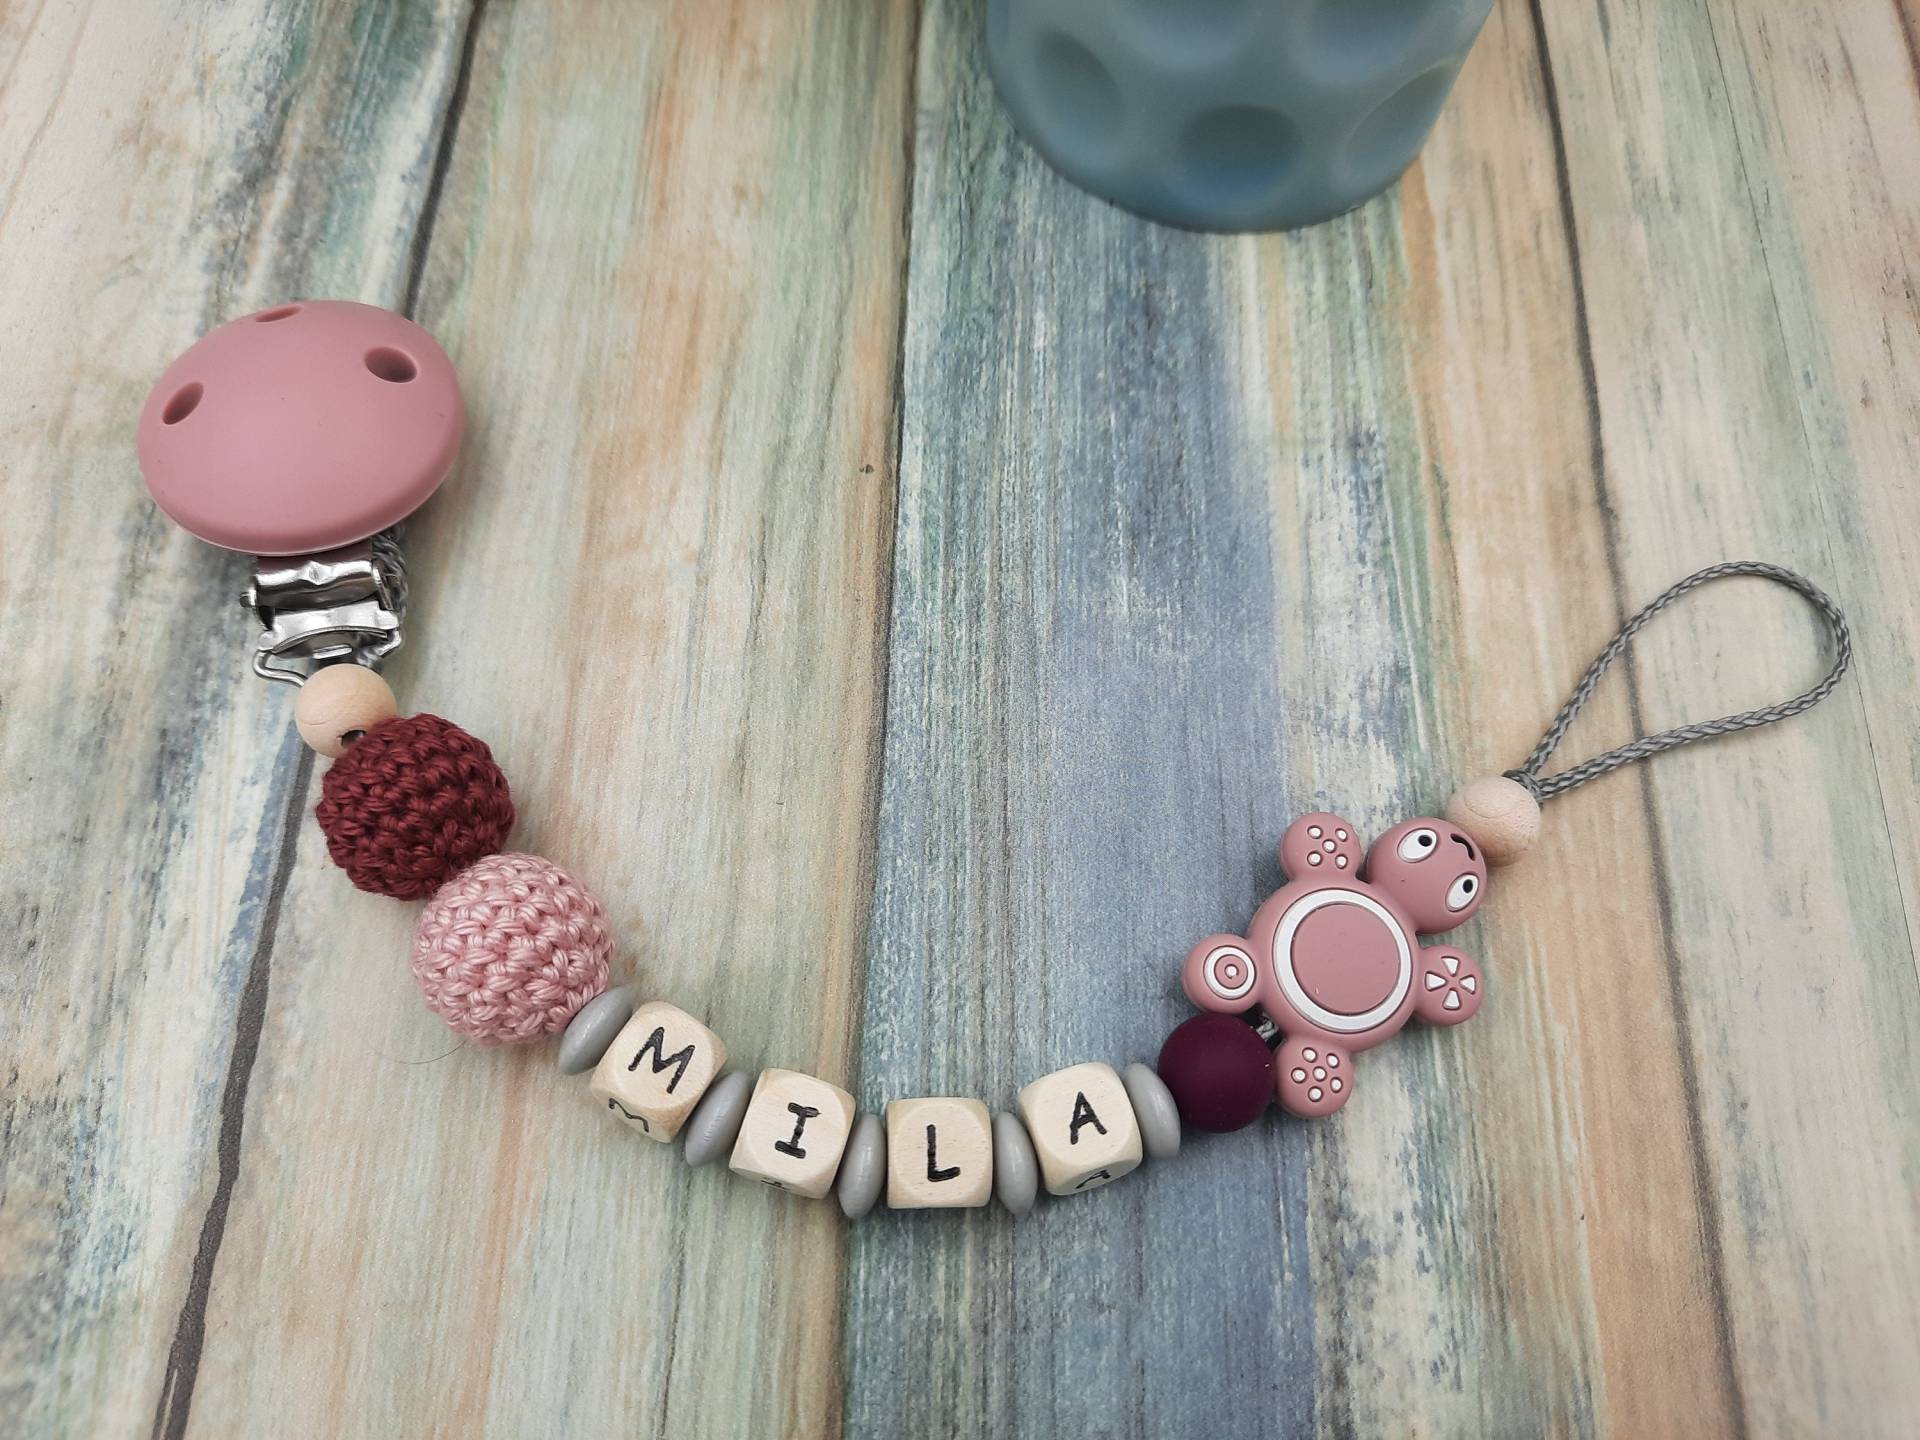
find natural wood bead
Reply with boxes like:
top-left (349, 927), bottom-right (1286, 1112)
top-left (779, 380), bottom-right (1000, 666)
top-left (728, 1069), bottom-right (856, 1199)
top-left (884, 1097), bottom-right (992, 1209)
top-left (1445, 774), bottom-right (1542, 868)
top-left (294, 663), bottom-right (398, 758)
top-left (588, 1002), bottom-right (726, 1143)
top-left (1016, 1062), bottom-right (1143, 1197)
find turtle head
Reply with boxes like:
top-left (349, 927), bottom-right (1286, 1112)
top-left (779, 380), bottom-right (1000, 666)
top-left (1365, 818), bottom-right (1488, 932)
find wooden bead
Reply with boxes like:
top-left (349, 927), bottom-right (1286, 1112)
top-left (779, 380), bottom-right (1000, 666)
top-left (1444, 774), bottom-right (1542, 867)
top-left (294, 663), bottom-right (398, 758)
top-left (588, 1001), bottom-right (726, 1143)
top-left (728, 1069), bottom-right (856, 1199)
top-left (884, 1097), bottom-right (992, 1209)
top-left (1015, 1062), bottom-right (1143, 1197)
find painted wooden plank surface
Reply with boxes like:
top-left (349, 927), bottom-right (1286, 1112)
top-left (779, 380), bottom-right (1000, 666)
top-left (1, 0), bottom-right (1916, 1437)
top-left (0, 4), bottom-right (476, 1436)
top-left (1533, 2), bottom-right (1920, 1432)
top-left (846, 3), bottom-right (1747, 1435)
top-left (172, 3), bottom-right (915, 1437)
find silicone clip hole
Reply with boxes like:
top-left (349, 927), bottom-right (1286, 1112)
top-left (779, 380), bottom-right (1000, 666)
top-left (364, 347), bottom-right (417, 383)
top-left (162, 382), bottom-right (203, 424)
top-left (254, 305), bottom-right (301, 322)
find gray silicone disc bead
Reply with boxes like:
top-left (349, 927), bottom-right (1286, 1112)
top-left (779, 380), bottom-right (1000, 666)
top-left (1123, 1062), bottom-right (1182, 1161)
top-left (682, 1071), bottom-right (753, 1167)
top-left (836, 1113), bottom-right (887, 1220)
top-left (992, 1111), bottom-right (1039, 1217)
top-left (556, 985), bottom-right (635, 1075)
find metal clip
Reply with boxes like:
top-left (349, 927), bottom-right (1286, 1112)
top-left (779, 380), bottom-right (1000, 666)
top-left (241, 532), bottom-right (409, 685)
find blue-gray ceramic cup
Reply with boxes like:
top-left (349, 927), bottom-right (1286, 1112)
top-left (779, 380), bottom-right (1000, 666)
top-left (987, 0), bottom-right (1493, 232)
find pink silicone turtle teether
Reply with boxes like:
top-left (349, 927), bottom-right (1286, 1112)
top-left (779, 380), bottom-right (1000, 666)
top-left (1182, 812), bottom-right (1489, 1118)
top-left (137, 300), bottom-right (463, 555)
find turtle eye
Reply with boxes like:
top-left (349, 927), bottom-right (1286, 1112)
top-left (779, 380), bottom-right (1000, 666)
top-left (1446, 874), bottom-right (1479, 912)
top-left (1397, 827), bottom-right (1440, 863)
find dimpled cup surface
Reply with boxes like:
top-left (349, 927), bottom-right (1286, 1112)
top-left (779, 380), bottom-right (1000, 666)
top-left (137, 300), bottom-right (464, 555)
top-left (987, 0), bottom-right (1493, 232)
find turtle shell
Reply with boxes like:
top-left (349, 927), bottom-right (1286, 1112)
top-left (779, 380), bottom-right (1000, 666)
top-left (1271, 889), bottom-right (1413, 1037)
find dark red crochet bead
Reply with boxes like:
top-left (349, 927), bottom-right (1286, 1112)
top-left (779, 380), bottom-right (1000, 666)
top-left (315, 714), bottom-right (515, 901)
top-left (1157, 1014), bottom-right (1274, 1133)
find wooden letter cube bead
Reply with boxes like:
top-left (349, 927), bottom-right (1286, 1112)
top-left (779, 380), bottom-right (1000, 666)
top-left (589, 1002), bottom-right (726, 1143)
top-left (729, 1069), bottom-right (856, 1199)
top-left (884, 1097), bottom-right (992, 1210)
top-left (1016, 1062), bottom-right (1144, 1196)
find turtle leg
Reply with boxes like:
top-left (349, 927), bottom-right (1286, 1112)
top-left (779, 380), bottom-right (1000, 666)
top-left (1414, 944), bottom-right (1483, 1026)
top-left (1275, 1035), bottom-right (1350, 1118)
top-left (1278, 813), bottom-right (1365, 880)
top-left (1182, 933), bottom-right (1260, 1013)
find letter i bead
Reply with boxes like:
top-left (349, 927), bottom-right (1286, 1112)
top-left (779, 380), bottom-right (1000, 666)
top-left (728, 1069), bottom-right (856, 1199)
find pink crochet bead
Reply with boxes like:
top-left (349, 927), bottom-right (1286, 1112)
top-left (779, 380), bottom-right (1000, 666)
top-left (411, 852), bottom-right (613, 1045)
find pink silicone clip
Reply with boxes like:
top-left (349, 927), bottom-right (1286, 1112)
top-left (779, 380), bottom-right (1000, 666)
top-left (137, 300), bottom-right (463, 555)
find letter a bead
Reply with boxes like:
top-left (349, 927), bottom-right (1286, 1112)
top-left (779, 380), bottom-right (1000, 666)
top-left (589, 1001), bottom-right (726, 1142)
top-left (884, 1097), bottom-right (992, 1209)
top-left (1016, 1062), bottom-right (1143, 1196)
top-left (728, 1069), bottom-right (856, 1199)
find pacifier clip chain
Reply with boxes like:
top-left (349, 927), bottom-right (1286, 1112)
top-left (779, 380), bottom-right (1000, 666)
top-left (136, 301), bottom-right (1858, 1215)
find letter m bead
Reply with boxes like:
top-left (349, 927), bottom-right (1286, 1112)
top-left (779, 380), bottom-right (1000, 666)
top-left (589, 1002), bottom-right (727, 1142)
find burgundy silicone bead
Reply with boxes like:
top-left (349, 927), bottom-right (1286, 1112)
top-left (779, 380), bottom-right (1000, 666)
top-left (1156, 1014), bottom-right (1273, 1133)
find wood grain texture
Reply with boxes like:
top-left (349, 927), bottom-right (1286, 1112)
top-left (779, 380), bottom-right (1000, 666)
top-left (0, 3), bottom-right (475, 1435)
top-left (2, 0), bottom-right (1916, 1436)
top-left (174, 3), bottom-right (913, 1437)
top-left (1534, 2), bottom-right (1920, 1431)
top-left (855, 0), bottom-right (1918, 1435)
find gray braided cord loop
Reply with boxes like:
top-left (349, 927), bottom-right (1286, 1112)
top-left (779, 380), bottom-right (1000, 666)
top-left (1505, 561), bottom-right (1852, 803)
